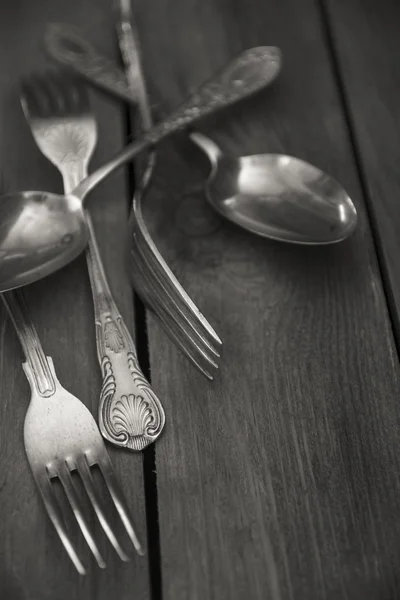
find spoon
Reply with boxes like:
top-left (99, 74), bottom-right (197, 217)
top-left (45, 24), bottom-right (357, 245)
top-left (0, 43), bottom-right (280, 292)
top-left (190, 132), bottom-right (357, 244)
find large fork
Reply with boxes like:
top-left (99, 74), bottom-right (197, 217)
top-left (2, 289), bottom-right (144, 574)
top-left (116, 2), bottom-right (222, 379)
top-left (45, 22), bottom-right (223, 380)
top-left (21, 72), bottom-right (165, 450)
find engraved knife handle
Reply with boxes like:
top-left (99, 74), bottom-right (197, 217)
top-left (2, 290), bottom-right (56, 397)
top-left (63, 169), bottom-right (165, 451)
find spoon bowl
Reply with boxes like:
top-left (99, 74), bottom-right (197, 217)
top-left (191, 133), bottom-right (357, 244)
top-left (0, 191), bottom-right (87, 290)
top-left (0, 44), bottom-right (275, 292)
top-left (44, 27), bottom-right (357, 245)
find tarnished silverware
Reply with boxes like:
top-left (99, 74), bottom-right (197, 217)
top-left (45, 22), bottom-right (281, 109)
top-left (115, 0), bottom-right (222, 378)
top-left (2, 288), bottom-right (144, 574)
top-left (189, 132), bottom-right (357, 244)
top-left (0, 43), bottom-right (278, 294)
top-left (21, 72), bottom-right (165, 450)
top-left (45, 24), bottom-right (356, 245)
top-left (44, 23), bottom-right (281, 377)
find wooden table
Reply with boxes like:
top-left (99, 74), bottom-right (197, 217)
top-left (2, 0), bottom-right (400, 598)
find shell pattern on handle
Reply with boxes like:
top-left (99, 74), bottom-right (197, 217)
top-left (85, 218), bottom-right (165, 452)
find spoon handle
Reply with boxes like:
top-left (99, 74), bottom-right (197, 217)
top-left (58, 35), bottom-right (281, 200)
top-left (45, 24), bottom-right (281, 123)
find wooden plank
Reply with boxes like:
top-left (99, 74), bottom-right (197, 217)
top-left (131, 0), bottom-right (400, 598)
top-left (320, 1), bottom-right (400, 362)
top-left (0, 1), bottom-right (149, 599)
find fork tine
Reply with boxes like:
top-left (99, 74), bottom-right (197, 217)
top-left (20, 76), bottom-right (44, 119)
top-left (69, 74), bottom-right (91, 112)
top-left (50, 70), bottom-right (87, 114)
top-left (149, 311), bottom-right (217, 380)
top-left (21, 73), bottom-right (57, 120)
top-left (129, 243), bottom-right (220, 360)
top-left (44, 71), bottom-right (70, 114)
top-left (135, 236), bottom-right (223, 349)
top-left (132, 209), bottom-right (223, 348)
top-left (138, 256), bottom-right (221, 360)
top-left (131, 240), bottom-right (221, 358)
top-left (137, 278), bottom-right (218, 377)
top-left (128, 253), bottom-right (218, 379)
top-left (42, 71), bottom-right (79, 116)
top-left (35, 472), bottom-right (87, 575)
top-left (133, 227), bottom-right (223, 350)
top-left (129, 247), bottom-right (220, 365)
top-left (21, 70), bottom-right (89, 121)
top-left (57, 465), bottom-right (106, 569)
top-left (97, 454), bottom-right (145, 556)
top-left (77, 455), bottom-right (129, 562)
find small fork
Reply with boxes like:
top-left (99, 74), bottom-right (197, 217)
top-left (2, 289), bottom-right (144, 575)
top-left (21, 71), bottom-right (165, 450)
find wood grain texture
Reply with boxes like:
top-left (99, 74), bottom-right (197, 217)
top-left (130, 0), bottom-right (400, 598)
top-left (0, 2), bottom-right (149, 599)
top-left (321, 0), bottom-right (400, 363)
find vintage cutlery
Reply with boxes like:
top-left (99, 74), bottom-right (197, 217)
top-left (44, 23), bottom-right (357, 245)
top-left (2, 289), bottom-right (144, 575)
top-left (115, 2), bottom-right (221, 378)
top-left (45, 22), bottom-right (280, 108)
top-left (0, 47), bottom-right (279, 291)
top-left (21, 72), bottom-right (165, 450)
top-left (44, 23), bottom-right (279, 378)
top-left (189, 132), bottom-right (357, 243)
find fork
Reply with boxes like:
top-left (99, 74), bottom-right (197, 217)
top-left (2, 289), bottom-right (144, 575)
top-left (115, 3), bottom-right (222, 379)
top-left (45, 21), bottom-right (223, 380)
top-left (128, 216), bottom-right (221, 377)
top-left (21, 72), bottom-right (165, 450)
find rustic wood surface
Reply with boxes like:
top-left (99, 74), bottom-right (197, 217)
top-left (1, 0), bottom-right (400, 599)
top-left (322, 0), bottom-right (400, 355)
top-left (135, 0), bottom-right (400, 598)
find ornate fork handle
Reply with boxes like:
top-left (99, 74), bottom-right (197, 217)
top-left (63, 168), bottom-right (165, 451)
top-left (2, 290), bottom-right (56, 397)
